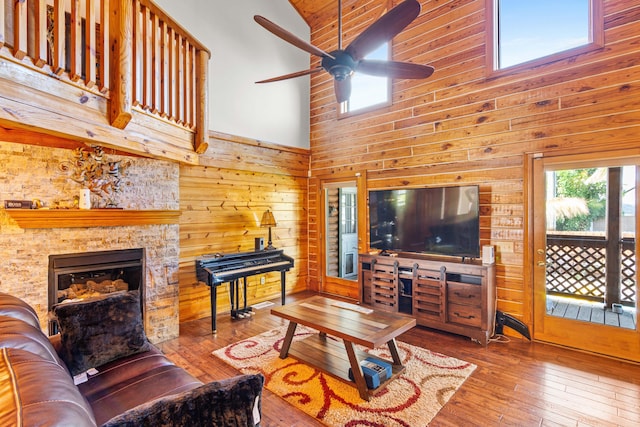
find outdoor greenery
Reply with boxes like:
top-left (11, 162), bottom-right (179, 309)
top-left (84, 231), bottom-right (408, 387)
top-left (554, 168), bottom-right (607, 231)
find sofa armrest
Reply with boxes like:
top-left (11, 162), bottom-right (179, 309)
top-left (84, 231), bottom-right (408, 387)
top-left (101, 373), bottom-right (264, 427)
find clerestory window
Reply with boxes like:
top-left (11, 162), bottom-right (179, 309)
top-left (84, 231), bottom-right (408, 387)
top-left (486, 0), bottom-right (603, 72)
top-left (340, 43), bottom-right (391, 115)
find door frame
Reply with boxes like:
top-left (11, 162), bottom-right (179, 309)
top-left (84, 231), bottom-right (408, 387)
top-left (316, 172), bottom-right (368, 300)
top-left (529, 150), bottom-right (640, 362)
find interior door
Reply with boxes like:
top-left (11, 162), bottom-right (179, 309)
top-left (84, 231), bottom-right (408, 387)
top-left (322, 181), bottom-right (358, 298)
top-left (319, 174), bottom-right (367, 300)
top-left (532, 152), bottom-right (640, 362)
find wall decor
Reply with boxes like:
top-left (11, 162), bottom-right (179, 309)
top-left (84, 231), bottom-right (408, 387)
top-left (59, 146), bottom-right (130, 208)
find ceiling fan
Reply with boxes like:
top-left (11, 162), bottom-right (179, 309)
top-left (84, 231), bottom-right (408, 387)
top-left (254, 0), bottom-right (435, 103)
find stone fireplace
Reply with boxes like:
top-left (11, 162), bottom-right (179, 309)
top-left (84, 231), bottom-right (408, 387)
top-left (48, 248), bottom-right (145, 334)
top-left (0, 141), bottom-right (180, 343)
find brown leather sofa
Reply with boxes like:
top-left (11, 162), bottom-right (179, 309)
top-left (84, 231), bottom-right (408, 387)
top-left (0, 292), bottom-right (263, 426)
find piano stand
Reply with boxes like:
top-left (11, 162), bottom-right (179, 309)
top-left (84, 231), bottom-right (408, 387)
top-left (208, 269), bottom-right (289, 333)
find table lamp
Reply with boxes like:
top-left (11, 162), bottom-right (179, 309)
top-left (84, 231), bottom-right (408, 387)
top-left (260, 209), bottom-right (277, 250)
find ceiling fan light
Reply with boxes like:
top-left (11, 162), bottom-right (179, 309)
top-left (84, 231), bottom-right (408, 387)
top-left (331, 66), bottom-right (352, 81)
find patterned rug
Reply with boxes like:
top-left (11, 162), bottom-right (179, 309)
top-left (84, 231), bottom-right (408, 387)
top-left (212, 325), bottom-right (476, 426)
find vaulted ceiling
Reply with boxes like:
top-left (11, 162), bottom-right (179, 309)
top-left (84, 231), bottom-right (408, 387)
top-left (288, 0), bottom-right (335, 26)
top-left (289, 0), bottom-right (394, 29)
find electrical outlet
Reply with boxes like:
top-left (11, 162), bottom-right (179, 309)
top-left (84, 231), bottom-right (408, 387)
top-left (260, 277), bottom-right (265, 285)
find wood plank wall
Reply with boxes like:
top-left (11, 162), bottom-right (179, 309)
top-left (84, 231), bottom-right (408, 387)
top-left (306, 0), bottom-right (640, 327)
top-left (178, 132), bottom-right (310, 322)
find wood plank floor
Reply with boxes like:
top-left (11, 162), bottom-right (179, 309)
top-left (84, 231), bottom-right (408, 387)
top-left (157, 291), bottom-right (640, 426)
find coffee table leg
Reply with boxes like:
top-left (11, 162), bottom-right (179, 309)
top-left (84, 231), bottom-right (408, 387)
top-left (279, 322), bottom-right (298, 359)
top-left (387, 338), bottom-right (403, 367)
top-left (344, 340), bottom-right (370, 401)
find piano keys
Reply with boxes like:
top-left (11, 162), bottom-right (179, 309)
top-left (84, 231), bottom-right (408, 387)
top-left (195, 249), bottom-right (294, 333)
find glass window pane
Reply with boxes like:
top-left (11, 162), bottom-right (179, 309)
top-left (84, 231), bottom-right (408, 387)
top-left (346, 43), bottom-right (389, 112)
top-left (498, 0), bottom-right (590, 69)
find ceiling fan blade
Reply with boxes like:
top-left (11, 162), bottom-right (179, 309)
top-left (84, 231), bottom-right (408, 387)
top-left (256, 67), bottom-right (324, 83)
top-left (334, 77), bottom-right (352, 103)
top-left (254, 15), bottom-right (335, 59)
top-left (346, 0), bottom-right (421, 61)
top-left (357, 59), bottom-right (435, 79)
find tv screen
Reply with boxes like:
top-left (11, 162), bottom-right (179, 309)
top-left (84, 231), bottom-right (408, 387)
top-left (369, 185), bottom-right (480, 258)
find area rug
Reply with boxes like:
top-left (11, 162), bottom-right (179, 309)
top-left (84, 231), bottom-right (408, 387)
top-left (212, 326), bottom-right (476, 426)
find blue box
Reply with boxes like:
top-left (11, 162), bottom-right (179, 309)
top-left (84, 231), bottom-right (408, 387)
top-left (348, 357), bottom-right (393, 389)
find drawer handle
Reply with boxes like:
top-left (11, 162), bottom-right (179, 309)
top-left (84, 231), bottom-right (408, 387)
top-left (453, 312), bottom-right (475, 319)
top-left (454, 292), bottom-right (475, 299)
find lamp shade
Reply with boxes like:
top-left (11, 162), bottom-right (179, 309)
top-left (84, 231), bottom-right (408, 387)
top-left (260, 210), bottom-right (277, 227)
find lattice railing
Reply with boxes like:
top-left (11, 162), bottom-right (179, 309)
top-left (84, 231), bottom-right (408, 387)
top-left (620, 238), bottom-right (636, 303)
top-left (546, 234), bottom-right (636, 304)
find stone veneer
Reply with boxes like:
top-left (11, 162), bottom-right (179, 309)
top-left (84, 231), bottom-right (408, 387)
top-left (0, 141), bottom-right (180, 343)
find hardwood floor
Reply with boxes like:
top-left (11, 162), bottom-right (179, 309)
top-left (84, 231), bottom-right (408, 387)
top-left (157, 291), bottom-right (640, 426)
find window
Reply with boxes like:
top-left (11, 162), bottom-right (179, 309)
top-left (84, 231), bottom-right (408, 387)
top-left (487, 0), bottom-right (603, 71)
top-left (341, 43), bottom-right (390, 115)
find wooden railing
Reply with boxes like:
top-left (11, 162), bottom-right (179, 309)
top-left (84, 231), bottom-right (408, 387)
top-left (0, 0), bottom-right (209, 153)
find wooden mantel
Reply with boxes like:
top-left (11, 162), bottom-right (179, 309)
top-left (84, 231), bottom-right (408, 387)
top-left (5, 209), bottom-right (180, 229)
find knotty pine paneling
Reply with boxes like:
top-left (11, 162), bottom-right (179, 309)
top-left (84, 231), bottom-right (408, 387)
top-left (306, 0), bottom-right (640, 329)
top-left (178, 133), bottom-right (310, 323)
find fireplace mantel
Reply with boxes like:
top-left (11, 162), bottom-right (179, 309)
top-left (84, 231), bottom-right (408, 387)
top-left (5, 209), bottom-right (180, 228)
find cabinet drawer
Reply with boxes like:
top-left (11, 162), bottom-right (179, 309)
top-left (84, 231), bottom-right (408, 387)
top-left (448, 303), bottom-right (482, 327)
top-left (447, 282), bottom-right (481, 306)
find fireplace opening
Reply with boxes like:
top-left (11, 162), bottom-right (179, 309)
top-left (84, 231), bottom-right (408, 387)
top-left (48, 248), bottom-right (145, 335)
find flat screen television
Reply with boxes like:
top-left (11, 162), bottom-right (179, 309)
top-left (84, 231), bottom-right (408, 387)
top-left (368, 185), bottom-right (480, 259)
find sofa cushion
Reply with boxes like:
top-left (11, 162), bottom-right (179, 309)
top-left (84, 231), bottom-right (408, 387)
top-left (0, 292), bottom-right (41, 329)
top-left (0, 347), bottom-right (97, 427)
top-left (0, 315), bottom-right (66, 367)
top-left (52, 290), bottom-right (151, 376)
top-left (78, 346), bottom-right (202, 425)
top-left (101, 374), bottom-right (264, 427)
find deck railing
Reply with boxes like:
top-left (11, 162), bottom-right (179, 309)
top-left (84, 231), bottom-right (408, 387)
top-left (546, 234), bottom-right (636, 305)
top-left (0, 0), bottom-right (209, 153)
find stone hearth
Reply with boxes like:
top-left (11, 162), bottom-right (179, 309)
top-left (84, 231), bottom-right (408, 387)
top-left (0, 141), bottom-right (180, 343)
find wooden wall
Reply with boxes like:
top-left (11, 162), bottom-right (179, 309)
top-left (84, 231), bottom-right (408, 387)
top-left (306, 0), bottom-right (640, 328)
top-left (178, 132), bottom-right (310, 322)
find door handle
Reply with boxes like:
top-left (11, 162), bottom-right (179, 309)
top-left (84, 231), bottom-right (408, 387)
top-left (537, 261), bottom-right (546, 267)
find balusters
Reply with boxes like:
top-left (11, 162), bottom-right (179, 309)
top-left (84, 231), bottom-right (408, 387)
top-left (151, 11), bottom-right (159, 114)
top-left (99, 0), bottom-right (109, 92)
top-left (68, 0), bottom-right (81, 81)
top-left (131, 0), bottom-right (141, 106)
top-left (141, 4), bottom-right (151, 109)
top-left (13, 0), bottom-right (27, 59)
top-left (84, 0), bottom-right (96, 88)
top-left (52, 0), bottom-right (65, 75)
top-left (33, 0), bottom-right (47, 67)
top-left (159, 19), bottom-right (169, 118)
top-left (1, 0), bottom-right (209, 141)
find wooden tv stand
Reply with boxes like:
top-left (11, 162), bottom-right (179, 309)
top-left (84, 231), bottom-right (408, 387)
top-left (358, 253), bottom-right (496, 346)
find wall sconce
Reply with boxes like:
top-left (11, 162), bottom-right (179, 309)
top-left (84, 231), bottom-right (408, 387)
top-left (260, 209), bottom-right (277, 250)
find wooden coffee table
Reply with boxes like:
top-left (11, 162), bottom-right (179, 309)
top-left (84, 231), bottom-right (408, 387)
top-left (271, 295), bottom-right (416, 401)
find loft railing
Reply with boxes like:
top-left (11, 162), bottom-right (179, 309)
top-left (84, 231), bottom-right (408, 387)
top-left (546, 234), bottom-right (637, 305)
top-left (0, 0), bottom-right (209, 153)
